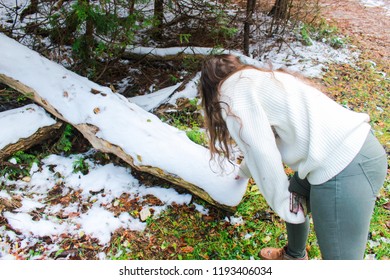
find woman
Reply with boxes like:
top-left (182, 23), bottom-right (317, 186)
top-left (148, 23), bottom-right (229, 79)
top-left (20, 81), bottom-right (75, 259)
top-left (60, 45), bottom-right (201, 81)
top-left (199, 54), bottom-right (387, 260)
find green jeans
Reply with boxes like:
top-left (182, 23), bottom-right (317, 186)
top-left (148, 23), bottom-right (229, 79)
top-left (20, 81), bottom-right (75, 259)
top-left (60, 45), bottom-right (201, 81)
top-left (287, 132), bottom-right (387, 260)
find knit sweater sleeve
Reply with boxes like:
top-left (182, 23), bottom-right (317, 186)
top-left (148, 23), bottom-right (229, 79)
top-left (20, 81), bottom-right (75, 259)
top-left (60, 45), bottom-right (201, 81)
top-left (221, 77), bottom-right (306, 224)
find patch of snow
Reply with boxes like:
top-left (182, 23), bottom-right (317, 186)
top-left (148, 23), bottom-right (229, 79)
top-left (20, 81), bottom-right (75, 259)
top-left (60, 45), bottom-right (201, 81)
top-left (0, 152), bottom-right (196, 258)
top-left (225, 216), bottom-right (245, 226)
top-left (193, 203), bottom-right (209, 215)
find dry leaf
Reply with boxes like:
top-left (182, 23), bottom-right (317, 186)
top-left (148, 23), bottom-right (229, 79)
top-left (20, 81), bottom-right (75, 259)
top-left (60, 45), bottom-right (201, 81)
top-left (181, 246), bottom-right (194, 253)
top-left (67, 212), bottom-right (80, 218)
top-left (109, 84), bottom-right (116, 92)
top-left (90, 88), bottom-right (101, 94)
top-left (262, 235), bottom-right (271, 243)
top-left (22, 176), bottom-right (31, 182)
top-left (93, 107), bottom-right (100, 114)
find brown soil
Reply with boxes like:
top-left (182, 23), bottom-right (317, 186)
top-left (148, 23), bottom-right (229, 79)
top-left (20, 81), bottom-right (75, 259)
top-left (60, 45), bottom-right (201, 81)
top-left (319, 0), bottom-right (390, 66)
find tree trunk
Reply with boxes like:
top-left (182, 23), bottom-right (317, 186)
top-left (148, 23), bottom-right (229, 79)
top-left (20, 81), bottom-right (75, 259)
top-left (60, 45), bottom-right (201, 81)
top-left (269, 0), bottom-right (290, 20)
top-left (20, 0), bottom-right (39, 21)
top-left (244, 0), bottom-right (257, 56)
top-left (83, 0), bottom-right (94, 64)
top-left (0, 34), bottom-right (249, 213)
top-left (153, 0), bottom-right (164, 39)
top-left (129, 0), bottom-right (136, 15)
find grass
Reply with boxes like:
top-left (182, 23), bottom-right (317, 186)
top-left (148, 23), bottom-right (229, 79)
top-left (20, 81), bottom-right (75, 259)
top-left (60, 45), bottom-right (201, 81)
top-left (160, 97), bottom-right (208, 147)
top-left (299, 19), bottom-right (349, 49)
top-left (105, 183), bottom-right (322, 260)
top-left (107, 185), bottom-right (290, 260)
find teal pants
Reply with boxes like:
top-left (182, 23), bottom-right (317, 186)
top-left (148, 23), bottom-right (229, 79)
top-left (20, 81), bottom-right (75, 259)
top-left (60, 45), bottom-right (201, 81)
top-left (287, 132), bottom-right (388, 260)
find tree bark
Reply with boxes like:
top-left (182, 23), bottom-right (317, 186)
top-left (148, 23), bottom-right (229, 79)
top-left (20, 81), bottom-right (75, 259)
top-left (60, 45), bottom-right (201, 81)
top-left (129, 0), bottom-right (136, 15)
top-left (0, 121), bottom-right (62, 161)
top-left (154, 0), bottom-right (164, 39)
top-left (244, 0), bottom-right (257, 56)
top-left (81, 0), bottom-right (94, 65)
top-left (269, 0), bottom-right (290, 20)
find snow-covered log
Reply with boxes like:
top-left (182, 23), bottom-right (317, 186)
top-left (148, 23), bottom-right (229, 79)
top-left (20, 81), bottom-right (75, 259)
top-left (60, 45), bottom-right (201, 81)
top-left (0, 104), bottom-right (62, 161)
top-left (0, 34), bottom-right (249, 212)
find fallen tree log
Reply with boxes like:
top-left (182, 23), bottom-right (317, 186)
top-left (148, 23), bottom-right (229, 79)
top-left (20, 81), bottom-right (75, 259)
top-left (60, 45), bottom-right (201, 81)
top-left (0, 34), bottom-right (249, 212)
top-left (0, 104), bottom-right (62, 161)
top-left (122, 46), bottom-right (212, 62)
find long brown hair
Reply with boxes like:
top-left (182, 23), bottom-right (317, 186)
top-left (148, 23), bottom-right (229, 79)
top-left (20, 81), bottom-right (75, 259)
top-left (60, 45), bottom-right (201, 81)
top-left (200, 54), bottom-right (324, 169)
top-left (200, 54), bottom-right (254, 166)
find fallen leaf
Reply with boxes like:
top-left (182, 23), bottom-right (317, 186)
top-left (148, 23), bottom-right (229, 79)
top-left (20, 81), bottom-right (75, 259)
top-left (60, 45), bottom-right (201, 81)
top-left (60, 196), bottom-right (71, 205)
top-left (90, 88), bottom-right (101, 94)
top-left (109, 84), bottom-right (116, 92)
top-left (202, 215), bottom-right (214, 221)
top-left (93, 107), bottom-right (100, 114)
top-left (22, 176), bottom-right (31, 182)
top-left (376, 121), bottom-right (384, 127)
top-left (181, 246), bottom-right (194, 253)
top-left (262, 235), bottom-right (271, 243)
top-left (68, 212), bottom-right (80, 218)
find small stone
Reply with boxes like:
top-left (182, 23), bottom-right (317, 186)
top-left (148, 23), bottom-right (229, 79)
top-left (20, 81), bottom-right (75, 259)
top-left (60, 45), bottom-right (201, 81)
top-left (139, 207), bottom-right (152, 221)
top-left (22, 176), bottom-right (31, 182)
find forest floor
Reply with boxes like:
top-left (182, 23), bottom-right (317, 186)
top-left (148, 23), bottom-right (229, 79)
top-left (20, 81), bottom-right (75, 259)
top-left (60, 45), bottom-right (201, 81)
top-left (320, 0), bottom-right (389, 66)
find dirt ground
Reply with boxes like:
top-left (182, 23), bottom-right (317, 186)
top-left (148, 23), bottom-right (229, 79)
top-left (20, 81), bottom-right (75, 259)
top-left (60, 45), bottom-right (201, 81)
top-left (319, 0), bottom-right (390, 66)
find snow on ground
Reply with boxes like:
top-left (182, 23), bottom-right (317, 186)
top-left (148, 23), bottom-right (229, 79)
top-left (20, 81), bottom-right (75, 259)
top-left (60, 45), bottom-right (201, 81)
top-left (0, 151), bottom-right (193, 259)
top-left (127, 38), bottom-right (360, 112)
top-left (127, 37), bottom-right (359, 80)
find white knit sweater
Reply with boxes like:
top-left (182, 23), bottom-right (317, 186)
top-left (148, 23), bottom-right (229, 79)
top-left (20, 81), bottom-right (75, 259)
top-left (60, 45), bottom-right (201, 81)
top-left (220, 69), bottom-right (371, 223)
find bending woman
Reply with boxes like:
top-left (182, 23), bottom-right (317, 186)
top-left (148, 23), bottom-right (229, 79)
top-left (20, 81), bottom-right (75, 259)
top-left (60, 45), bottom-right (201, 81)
top-left (199, 54), bottom-right (387, 260)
